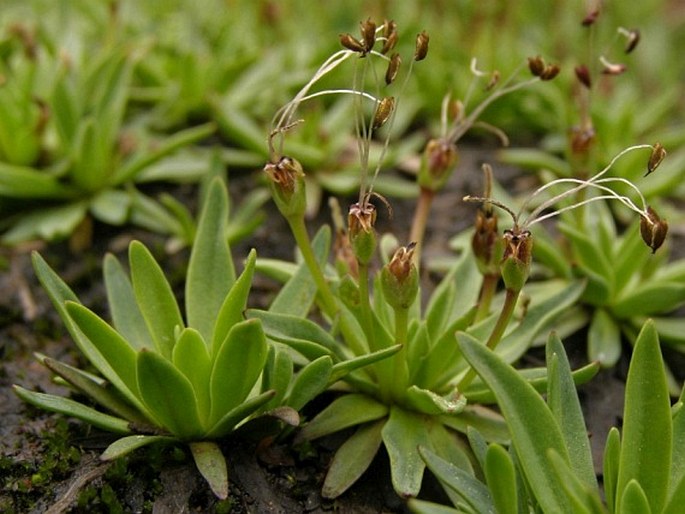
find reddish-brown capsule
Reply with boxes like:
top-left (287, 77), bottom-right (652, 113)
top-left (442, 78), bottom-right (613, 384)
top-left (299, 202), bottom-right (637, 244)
top-left (385, 53), bottom-right (401, 85)
top-left (414, 30), bottom-right (429, 61)
top-left (540, 64), bottom-right (560, 81)
top-left (640, 206), bottom-right (668, 253)
top-left (360, 18), bottom-right (376, 54)
top-left (574, 65), bottom-right (592, 88)
top-left (340, 33), bottom-right (365, 54)
top-left (373, 96), bottom-right (395, 129)
top-left (646, 143), bottom-right (666, 176)
top-left (528, 56), bottom-right (545, 77)
top-left (381, 19), bottom-right (398, 54)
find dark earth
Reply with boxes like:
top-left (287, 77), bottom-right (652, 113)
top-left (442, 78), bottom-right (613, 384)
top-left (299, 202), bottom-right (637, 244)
top-left (0, 145), bottom-right (658, 513)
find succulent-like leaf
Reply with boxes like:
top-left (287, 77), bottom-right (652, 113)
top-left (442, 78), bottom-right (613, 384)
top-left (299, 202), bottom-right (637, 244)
top-left (670, 398), bottom-right (685, 503)
top-left (190, 441), bottom-right (228, 500)
top-left (211, 250), bottom-right (257, 354)
top-left (209, 319), bottom-right (267, 424)
top-left (603, 427), bottom-right (621, 514)
top-left (322, 419), bottom-right (384, 499)
top-left (172, 328), bottom-right (212, 423)
top-left (406, 499), bottom-right (460, 514)
top-left (620, 480), bottom-right (652, 514)
top-left (137, 350), bottom-right (204, 439)
top-left (612, 281), bottom-right (685, 318)
top-left (441, 405), bottom-right (510, 444)
top-left (268, 226), bottom-right (331, 316)
top-left (466, 427), bottom-right (489, 471)
top-left (297, 393), bottom-right (388, 442)
top-left (382, 406), bottom-right (432, 498)
top-left (129, 241), bottom-right (184, 359)
top-left (13, 386), bottom-right (131, 434)
top-left (663, 474), bottom-right (685, 514)
top-left (419, 446), bottom-right (495, 513)
top-left (186, 178), bottom-right (234, 343)
top-left (101, 435), bottom-right (176, 460)
top-left (261, 346), bottom-right (293, 410)
top-left (104, 253), bottom-right (155, 351)
top-left (484, 443), bottom-right (517, 514)
top-left (588, 308), bottom-right (621, 368)
top-left (547, 449), bottom-right (606, 514)
top-left (329, 344), bottom-right (402, 383)
top-left (65, 302), bottom-right (140, 401)
top-left (405, 386), bottom-right (466, 416)
top-left (0, 162), bottom-right (74, 198)
top-left (3, 203), bottom-right (88, 245)
top-left (457, 332), bottom-right (572, 513)
top-left (546, 333), bottom-right (597, 490)
top-left (616, 320), bottom-right (671, 513)
top-left (286, 356), bottom-right (332, 411)
top-left (206, 390), bottom-right (276, 439)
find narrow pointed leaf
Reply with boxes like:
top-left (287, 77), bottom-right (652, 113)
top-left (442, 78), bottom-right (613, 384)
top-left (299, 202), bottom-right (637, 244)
top-left (210, 319), bottom-right (267, 424)
top-left (329, 344), bottom-right (402, 383)
top-left (419, 446), bottom-right (495, 512)
top-left (261, 346), bottom-right (293, 410)
top-left (186, 178), bottom-right (234, 342)
top-left (104, 254), bottom-right (154, 351)
top-left (588, 308), bottom-right (621, 367)
top-left (547, 449), bottom-right (606, 514)
top-left (297, 394), bottom-right (388, 442)
top-left (663, 474), bottom-right (685, 514)
top-left (172, 328), bottom-right (211, 423)
top-left (616, 320), bottom-right (671, 513)
top-left (286, 356), bottom-right (332, 411)
top-left (13, 386), bottom-right (131, 434)
top-left (457, 332), bottom-right (572, 513)
top-left (130, 241), bottom-right (184, 359)
top-left (603, 427), bottom-right (621, 514)
top-left (441, 405), bottom-right (510, 444)
top-left (206, 390), bottom-right (276, 439)
top-left (546, 334), bottom-right (597, 489)
top-left (322, 419), bottom-right (385, 499)
top-left (620, 480), bottom-right (652, 514)
top-left (405, 386), bottom-right (466, 416)
top-left (407, 499), bottom-right (460, 514)
top-left (484, 443), bottom-right (518, 514)
top-left (190, 441), bottom-right (228, 500)
top-left (137, 350), bottom-right (203, 439)
top-left (211, 250), bottom-right (256, 354)
top-left (382, 406), bottom-right (432, 498)
top-left (101, 435), bottom-right (176, 460)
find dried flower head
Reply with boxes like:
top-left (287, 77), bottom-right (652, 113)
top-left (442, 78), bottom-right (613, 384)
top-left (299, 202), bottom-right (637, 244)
top-left (373, 96), bottom-right (395, 129)
top-left (381, 243), bottom-right (419, 309)
top-left (528, 56), bottom-right (545, 77)
top-left (640, 206), bottom-right (668, 253)
top-left (646, 142), bottom-right (666, 176)
top-left (381, 20), bottom-right (398, 54)
top-left (385, 53), bottom-right (401, 85)
top-left (414, 30), bottom-right (429, 61)
top-left (360, 18), bottom-right (377, 54)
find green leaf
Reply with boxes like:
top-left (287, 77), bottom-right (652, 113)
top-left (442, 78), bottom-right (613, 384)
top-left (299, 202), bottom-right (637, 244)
top-left (382, 406), bottom-right (432, 498)
top-left (620, 480), bottom-right (652, 514)
top-left (546, 334), bottom-right (597, 490)
top-left (670, 398), bottom-right (685, 503)
top-left (66, 302), bottom-right (140, 400)
top-left (406, 499), bottom-right (460, 514)
top-left (190, 441), bottom-right (228, 500)
top-left (211, 250), bottom-right (256, 354)
top-left (261, 346), bottom-right (293, 410)
top-left (457, 332), bottom-right (572, 513)
top-left (89, 189), bottom-right (131, 225)
top-left (186, 178), bottom-right (234, 343)
top-left (588, 309), bottom-right (621, 368)
top-left (172, 328), bottom-right (212, 423)
top-left (663, 474), bottom-right (685, 514)
top-left (13, 386), bottom-right (131, 435)
top-left (137, 350), bottom-right (204, 439)
top-left (41, 357), bottom-right (148, 424)
top-left (419, 446), bottom-right (494, 512)
top-left (484, 443), bottom-right (518, 514)
top-left (616, 320), bottom-right (671, 513)
top-left (268, 226), bottom-right (331, 316)
top-left (2, 202), bottom-right (87, 245)
top-left (129, 241), bottom-right (184, 359)
top-left (547, 450), bottom-right (606, 514)
top-left (405, 386), bottom-right (466, 416)
top-left (206, 390), bottom-right (276, 439)
top-left (286, 356), bottom-right (332, 411)
top-left (103, 254), bottom-right (154, 351)
top-left (329, 344), bottom-right (402, 384)
top-left (466, 427), bottom-right (489, 471)
top-left (603, 427), bottom-right (621, 514)
top-left (209, 319), bottom-right (267, 424)
top-left (0, 162), bottom-right (74, 198)
top-left (101, 435), bottom-right (176, 460)
top-left (612, 281), bottom-right (685, 318)
top-left (297, 394), bottom-right (388, 442)
top-left (441, 405), bottom-right (510, 444)
top-left (322, 419), bottom-right (385, 499)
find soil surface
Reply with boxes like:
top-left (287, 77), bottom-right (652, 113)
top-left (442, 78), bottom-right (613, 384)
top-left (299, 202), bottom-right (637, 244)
top-left (0, 146), bottom-right (634, 513)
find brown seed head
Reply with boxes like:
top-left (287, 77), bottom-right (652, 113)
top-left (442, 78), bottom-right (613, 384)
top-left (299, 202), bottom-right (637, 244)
top-left (414, 30), bottom-right (429, 61)
top-left (360, 18), bottom-right (377, 54)
top-left (640, 206), bottom-right (668, 253)
top-left (385, 53), bottom-right (401, 85)
top-left (373, 96), bottom-right (395, 129)
top-left (528, 56), bottom-right (545, 77)
top-left (574, 65), bottom-right (592, 88)
top-left (540, 63), bottom-right (560, 81)
top-left (388, 243), bottom-right (417, 283)
top-left (472, 209), bottom-right (500, 272)
top-left (485, 70), bottom-right (500, 91)
top-left (381, 19), bottom-right (398, 54)
top-left (646, 143), bottom-right (666, 176)
top-left (264, 156), bottom-right (304, 194)
top-left (340, 33), bottom-right (366, 54)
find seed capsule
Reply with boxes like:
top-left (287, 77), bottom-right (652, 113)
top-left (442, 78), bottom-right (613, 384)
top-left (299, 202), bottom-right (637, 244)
top-left (646, 143), bottom-right (666, 176)
top-left (640, 206), bottom-right (668, 253)
top-left (360, 18), bottom-right (376, 54)
top-left (414, 30), bottom-right (429, 61)
top-left (574, 65), bottom-right (592, 88)
top-left (340, 33), bottom-right (365, 54)
top-left (381, 243), bottom-right (419, 309)
top-left (385, 53), bottom-right (401, 85)
top-left (528, 56), bottom-right (545, 77)
top-left (501, 228), bottom-right (533, 292)
top-left (373, 96), bottom-right (395, 129)
top-left (540, 64), bottom-right (560, 81)
top-left (348, 201), bottom-right (377, 264)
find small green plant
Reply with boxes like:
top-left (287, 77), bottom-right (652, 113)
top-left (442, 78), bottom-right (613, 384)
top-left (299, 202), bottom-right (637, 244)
top-left (411, 319), bottom-right (684, 514)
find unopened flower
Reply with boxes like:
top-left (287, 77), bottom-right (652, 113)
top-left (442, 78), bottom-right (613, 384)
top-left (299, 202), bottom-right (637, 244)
top-left (385, 53), bottom-right (401, 85)
top-left (575, 65), bottom-right (592, 88)
top-left (339, 33), bottom-right (366, 54)
top-left (360, 18), bottom-right (377, 54)
top-left (414, 31), bottom-right (429, 61)
top-left (646, 143), bottom-right (666, 176)
top-left (640, 206), bottom-right (668, 253)
top-left (501, 229), bottom-right (533, 293)
top-left (373, 97), bottom-right (395, 129)
top-left (348, 201), bottom-right (378, 264)
top-left (381, 20), bottom-right (398, 54)
top-left (381, 243), bottom-right (419, 309)
top-left (418, 139), bottom-right (459, 191)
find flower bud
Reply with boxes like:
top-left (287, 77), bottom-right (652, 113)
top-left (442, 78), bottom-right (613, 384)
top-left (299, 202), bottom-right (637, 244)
top-left (574, 65), bottom-right (592, 89)
top-left (381, 20), bottom-right (398, 55)
top-left (264, 156), bottom-right (306, 218)
top-left (373, 96), bottom-right (395, 129)
top-left (385, 53), bottom-right (401, 85)
top-left (501, 229), bottom-right (532, 292)
top-left (340, 33), bottom-right (365, 54)
top-left (360, 18), bottom-right (376, 54)
top-left (528, 56), bottom-right (545, 77)
top-left (418, 139), bottom-right (459, 191)
top-left (646, 143), bottom-right (666, 176)
top-left (582, 9), bottom-right (600, 26)
top-left (381, 243), bottom-right (419, 309)
top-left (348, 202), bottom-right (377, 265)
top-left (640, 206), bottom-right (668, 253)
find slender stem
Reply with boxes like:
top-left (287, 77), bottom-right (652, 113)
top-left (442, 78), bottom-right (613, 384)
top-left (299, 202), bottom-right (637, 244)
top-left (409, 187), bottom-right (436, 265)
top-left (286, 215), bottom-right (338, 317)
top-left (391, 306), bottom-right (410, 401)
top-left (458, 288), bottom-right (520, 391)
top-left (474, 273), bottom-right (499, 322)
